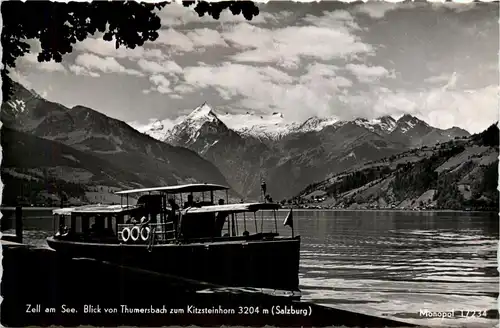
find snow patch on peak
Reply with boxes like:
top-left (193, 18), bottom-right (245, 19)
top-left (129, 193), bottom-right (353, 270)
top-left (188, 102), bottom-right (216, 121)
top-left (295, 117), bottom-right (339, 132)
top-left (129, 118), bottom-right (179, 141)
top-left (395, 114), bottom-right (429, 134)
top-left (150, 120), bottom-right (165, 131)
top-left (7, 99), bottom-right (26, 114)
top-left (183, 102), bottom-right (222, 128)
top-left (378, 116), bottom-right (397, 133)
top-left (166, 103), bottom-right (227, 145)
top-left (354, 116), bottom-right (397, 133)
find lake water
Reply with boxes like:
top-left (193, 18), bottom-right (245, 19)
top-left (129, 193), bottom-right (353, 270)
top-left (2, 208), bottom-right (498, 327)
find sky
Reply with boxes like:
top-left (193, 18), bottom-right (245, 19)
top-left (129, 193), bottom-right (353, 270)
top-left (12, 0), bottom-right (500, 134)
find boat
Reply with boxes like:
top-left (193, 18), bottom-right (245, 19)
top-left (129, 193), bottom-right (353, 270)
top-left (46, 183), bottom-right (301, 292)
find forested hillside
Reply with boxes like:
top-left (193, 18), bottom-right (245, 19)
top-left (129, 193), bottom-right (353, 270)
top-left (293, 124), bottom-right (499, 211)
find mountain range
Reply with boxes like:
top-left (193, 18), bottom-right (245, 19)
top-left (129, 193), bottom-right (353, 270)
top-left (1, 82), bottom-right (232, 205)
top-left (295, 123), bottom-right (499, 211)
top-left (138, 103), bottom-right (470, 200)
top-left (1, 82), bottom-right (475, 205)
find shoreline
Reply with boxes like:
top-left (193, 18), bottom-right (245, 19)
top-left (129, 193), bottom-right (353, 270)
top-left (0, 206), bottom-right (496, 214)
top-left (280, 208), bottom-right (498, 213)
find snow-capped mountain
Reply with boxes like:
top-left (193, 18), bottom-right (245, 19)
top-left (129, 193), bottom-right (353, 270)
top-left (139, 102), bottom-right (469, 145)
top-left (1, 82), bottom-right (232, 204)
top-left (394, 114), bottom-right (426, 133)
top-left (293, 117), bottom-right (340, 133)
top-left (235, 112), bottom-right (301, 140)
top-left (164, 102), bottom-right (238, 155)
top-left (133, 119), bottom-right (173, 141)
top-left (354, 116), bottom-right (397, 134)
top-left (136, 102), bottom-right (471, 201)
top-left (388, 114), bottom-right (468, 146)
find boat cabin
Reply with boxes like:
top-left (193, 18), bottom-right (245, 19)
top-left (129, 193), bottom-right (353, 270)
top-left (51, 183), bottom-right (283, 245)
top-left (52, 204), bottom-right (144, 243)
top-left (179, 202), bottom-right (282, 242)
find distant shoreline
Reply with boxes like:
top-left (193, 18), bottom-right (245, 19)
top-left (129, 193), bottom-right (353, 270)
top-left (0, 207), bottom-right (60, 211)
top-left (280, 207), bottom-right (498, 214)
top-left (0, 206), bottom-right (495, 215)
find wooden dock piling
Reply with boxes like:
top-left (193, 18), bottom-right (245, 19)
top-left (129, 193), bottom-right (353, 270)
top-left (1, 206), bottom-right (24, 244)
top-left (15, 206), bottom-right (23, 244)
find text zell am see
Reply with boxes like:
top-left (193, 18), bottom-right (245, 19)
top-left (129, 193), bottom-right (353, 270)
top-left (26, 304), bottom-right (312, 316)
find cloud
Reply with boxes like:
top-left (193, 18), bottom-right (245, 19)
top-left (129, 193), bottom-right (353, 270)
top-left (353, 2), bottom-right (403, 19)
top-left (424, 73), bottom-right (452, 84)
top-left (8, 70), bottom-right (32, 89)
top-left (154, 28), bottom-right (227, 54)
top-left (148, 74), bottom-right (173, 94)
top-left (73, 53), bottom-right (143, 77)
top-left (222, 18), bottom-right (372, 68)
top-left (370, 85), bottom-right (499, 133)
top-left (137, 59), bottom-right (197, 95)
top-left (155, 28), bottom-right (196, 52)
top-left (299, 63), bottom-right (353, 91)
top-left (346, 63), bottom-right (393, 83)
top-left (14, 4), bottom-right (497, 136)
top-left (303, 10), bottom-right (362, 31)
top-left (440, 72), bottom-right (458, 91)
top-left (181, 62), bottom-right (354, 121)
top-left (429, 1), bottom-right (478, 13)
top-left (186, 28), bottom-right (228, 48)
top-left (74, 37), bottom-right (165, 60)
top-left (156, 2), bottom-right (269, 26)
top-left (183, 58), bottom-right (491, 133)
top-left (69, 65), bottom-right (101, 78)
top-left (137, 59), bottom-right (183, 76)
top-left (173, 84), bottom-right (196, 94)
top-left (20, 53), bottom-right (67, 73)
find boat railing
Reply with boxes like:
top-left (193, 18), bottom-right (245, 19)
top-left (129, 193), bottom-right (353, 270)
top-left (117, 222), bottom-right (176, 244)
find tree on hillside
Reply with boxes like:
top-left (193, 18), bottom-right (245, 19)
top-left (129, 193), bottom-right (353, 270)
top-left (472, 123), bottom-right (499, 147)
top-left (1, 0), bottom-right (260, 101)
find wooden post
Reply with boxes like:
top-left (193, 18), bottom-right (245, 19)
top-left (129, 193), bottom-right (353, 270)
top-left (15, 206), bottom-right (23, 244)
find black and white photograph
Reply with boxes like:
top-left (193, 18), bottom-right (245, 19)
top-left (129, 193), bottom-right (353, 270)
top-left (0, 0), bottom-right (498, 327)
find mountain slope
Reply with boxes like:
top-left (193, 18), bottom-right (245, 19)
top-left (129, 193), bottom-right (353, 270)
top-left (1, 82), bottom-right (234, 205)
top-left (148, 103), bottom-right (471, 201)
top-left (1, 127), bottom-right (158, 205)
top-left (388, 114), bottom-right (469, 147)
top-left (295, 124), bottom-right (499, 211)
top-left (163, 103), bottom-right (272, 199)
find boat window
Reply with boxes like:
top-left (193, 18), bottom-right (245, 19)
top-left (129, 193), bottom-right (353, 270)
top-left (73, 215), bottom-right (82, 233)
top-left (106, 216), bottom-right (114, 231)
top-left (82, 216), bottom-right (90, 233)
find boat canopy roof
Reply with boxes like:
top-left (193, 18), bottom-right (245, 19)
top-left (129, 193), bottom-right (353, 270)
top-left (182, 202), bottom-right (281, 215)
top-left (115, 183), bottom-right (230, 195)
top-left (53, 204), bottom-right (142, 216)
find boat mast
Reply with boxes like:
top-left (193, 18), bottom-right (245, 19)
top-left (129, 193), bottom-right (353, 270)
top-left (273, 210), bottom-right (278, 234)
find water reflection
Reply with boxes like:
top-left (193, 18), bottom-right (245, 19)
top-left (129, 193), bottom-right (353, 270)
top-left (2, 208), bottom-right (498, 327)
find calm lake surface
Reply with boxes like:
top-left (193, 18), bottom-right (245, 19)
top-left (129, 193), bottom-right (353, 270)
top-left (2, 208), bottom-right (498, 327)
